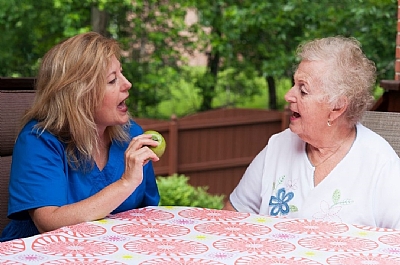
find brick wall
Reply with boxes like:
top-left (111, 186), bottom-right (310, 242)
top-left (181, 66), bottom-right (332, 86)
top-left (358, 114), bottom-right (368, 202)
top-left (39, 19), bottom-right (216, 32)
top-left (396, 0), bottom-right (400, 80)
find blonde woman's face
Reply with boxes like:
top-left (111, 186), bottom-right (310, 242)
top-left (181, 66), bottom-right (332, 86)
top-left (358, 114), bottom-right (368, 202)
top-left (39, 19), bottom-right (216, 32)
top-left (94, 55), bottom-right (132, 132)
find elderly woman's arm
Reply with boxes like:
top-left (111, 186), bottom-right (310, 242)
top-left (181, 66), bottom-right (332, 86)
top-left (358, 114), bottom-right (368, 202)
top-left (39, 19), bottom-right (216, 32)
top-left (223, 199), bottom-right (237, 211)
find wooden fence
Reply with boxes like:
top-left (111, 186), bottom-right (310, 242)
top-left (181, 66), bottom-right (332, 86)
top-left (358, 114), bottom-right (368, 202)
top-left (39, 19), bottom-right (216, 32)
top-left (136, 108), bottom-right (289, 197)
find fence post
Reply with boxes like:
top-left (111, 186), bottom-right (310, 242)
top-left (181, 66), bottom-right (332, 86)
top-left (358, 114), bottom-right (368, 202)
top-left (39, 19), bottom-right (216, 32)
top-left (168, 114), bottom-right (178, 175)
top-left (281, 106), bottom-right (290, 131)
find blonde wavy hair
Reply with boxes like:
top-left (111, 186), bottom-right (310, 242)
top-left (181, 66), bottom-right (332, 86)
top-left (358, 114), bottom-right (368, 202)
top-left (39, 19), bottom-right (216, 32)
top-left (296, 36), bottom-right (377, 127)
top-left (22, 32), bottom-right (131, 168)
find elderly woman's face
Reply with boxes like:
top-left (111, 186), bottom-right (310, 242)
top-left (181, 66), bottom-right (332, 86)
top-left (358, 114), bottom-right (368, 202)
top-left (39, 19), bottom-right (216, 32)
top-left (94, 55), bottom-right (132, 132)
top-left (284, 60), bottom-right (332, 142)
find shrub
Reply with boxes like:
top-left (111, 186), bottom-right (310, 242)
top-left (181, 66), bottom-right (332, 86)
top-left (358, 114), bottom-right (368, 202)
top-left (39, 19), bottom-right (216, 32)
top-left (156, 174), bottom-right (225, 209)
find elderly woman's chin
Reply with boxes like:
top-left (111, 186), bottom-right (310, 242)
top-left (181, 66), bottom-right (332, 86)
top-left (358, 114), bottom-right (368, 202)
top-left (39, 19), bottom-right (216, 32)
top-left (287, 120), bottom-right (302, 135)
top-left (288, 123), bottom-right (296, 132)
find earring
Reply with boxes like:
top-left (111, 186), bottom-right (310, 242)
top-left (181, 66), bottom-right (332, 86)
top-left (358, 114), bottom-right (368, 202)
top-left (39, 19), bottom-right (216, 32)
top-left (327, 120), bottom-right (332, 127)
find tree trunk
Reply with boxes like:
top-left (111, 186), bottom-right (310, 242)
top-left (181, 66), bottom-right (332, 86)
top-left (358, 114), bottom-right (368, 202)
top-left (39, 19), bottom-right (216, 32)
top-left (199, 50), bottom-right (220, 111)
top-left (199, 2), bottom-right (223, 112)
top-left (266, 76), bottom-right (277, 110)
top-left (200, 48), bottom-right (221, 111)
top-left (91, 6), bottom-right (109, 37)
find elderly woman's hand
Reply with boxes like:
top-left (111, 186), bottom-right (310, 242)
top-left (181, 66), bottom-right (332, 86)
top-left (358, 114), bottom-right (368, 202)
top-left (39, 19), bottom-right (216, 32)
top-left (121, 134), bottom-right (159, 188)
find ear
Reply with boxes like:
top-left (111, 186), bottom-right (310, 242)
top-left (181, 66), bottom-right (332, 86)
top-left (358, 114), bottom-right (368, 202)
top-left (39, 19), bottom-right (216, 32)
top-left (329, 96), bottom-right (348, 122)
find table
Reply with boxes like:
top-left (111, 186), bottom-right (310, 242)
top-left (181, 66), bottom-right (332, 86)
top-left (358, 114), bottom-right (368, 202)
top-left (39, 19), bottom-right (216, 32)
top-left (0, 206), bottom-right (400, 264)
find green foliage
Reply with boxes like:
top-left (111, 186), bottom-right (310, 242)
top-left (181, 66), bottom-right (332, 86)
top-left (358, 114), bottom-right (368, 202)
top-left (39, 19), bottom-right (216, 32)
top-left (156, 174), bottom-right (225, 209)
top-left (0, 0), bottom-right (91, 77)
top-left (155, 66), bottom-right (271, 118)
top-left (109, 0), bottom-right (197, 118)
top-left (189, 0), bottom-right (397, 110)
top-left (0, 0), bottom-right (396, 116)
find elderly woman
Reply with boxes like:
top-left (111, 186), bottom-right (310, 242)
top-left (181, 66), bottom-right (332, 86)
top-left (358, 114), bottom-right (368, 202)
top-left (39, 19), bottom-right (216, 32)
top-left (0, 32), bottom-right (160, 241)
top-left (224, 36), bottom-right (400, 229)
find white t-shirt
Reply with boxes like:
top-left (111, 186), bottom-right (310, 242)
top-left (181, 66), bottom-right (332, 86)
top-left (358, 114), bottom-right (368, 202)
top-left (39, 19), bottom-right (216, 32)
top-left (230, 123), bottom-right (400, 229)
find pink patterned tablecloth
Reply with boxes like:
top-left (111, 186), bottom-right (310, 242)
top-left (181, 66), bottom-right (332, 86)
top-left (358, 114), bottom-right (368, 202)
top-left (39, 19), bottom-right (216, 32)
top-left (0, 206), bottom-right (400, 264)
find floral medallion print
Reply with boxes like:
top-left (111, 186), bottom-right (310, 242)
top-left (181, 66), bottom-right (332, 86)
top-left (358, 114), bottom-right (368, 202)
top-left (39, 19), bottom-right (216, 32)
top-left (0, 260), bottom-right (26, 265)
top-left (379, 233), bottom-right (400, 248)
top-left (213, 237), bottom-right (295, 255)
top-left (178, 208), bottom-right (249, 221)
top-left (234, 255), bottom-right (323, 265)
top-left (326, 253), bottom-right (400, 265)
top-left (298, 235), bottom-right (378, 252)
top-left (32, 235), bottom-right (118, 257)
top-left (40, 258), bottom-right (128, 265)
top-left (0, 239), bottom-right (25, 256)
top-left (194, 221), bottom-right (271, 237)
top-left (112, 222), bottom-right (190, 238)
top-left (139, 257), bottom-right (226, 265)
top-left (1, 206), bottom-right (399, 263)
top-left (54, 223), bottom-right (107, 238)
top-left (353, 224), bottom-right (397, 233)
top-left (110, 207), bottom-right (174, 222)
top-left (123, 239), bottom-right (208, 256)
top-left (274, 219), bottom-right (349, 235)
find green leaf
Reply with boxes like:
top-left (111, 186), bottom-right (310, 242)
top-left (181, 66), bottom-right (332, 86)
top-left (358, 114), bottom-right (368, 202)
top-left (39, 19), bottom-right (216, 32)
top-left (332, 189), bottom-right (341, 204)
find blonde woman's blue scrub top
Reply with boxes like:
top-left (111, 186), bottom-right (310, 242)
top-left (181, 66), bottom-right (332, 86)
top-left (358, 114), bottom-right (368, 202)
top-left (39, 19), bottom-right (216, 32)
top-left (0, 119), bottom-right (160, 241)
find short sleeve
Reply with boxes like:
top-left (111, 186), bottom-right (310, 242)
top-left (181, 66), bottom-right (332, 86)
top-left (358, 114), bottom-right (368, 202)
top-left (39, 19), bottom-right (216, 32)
top-left (8, 121), bottom-right (68, 219)
top-left (373, 157), bottom-right (400, 229)
top-left (229, 145), bottom-right (268, 214)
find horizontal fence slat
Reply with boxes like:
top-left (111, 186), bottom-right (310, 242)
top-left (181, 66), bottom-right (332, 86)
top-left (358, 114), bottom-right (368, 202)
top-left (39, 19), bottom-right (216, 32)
top-left (177, 113), bottom-right (282, 130)
top-left (153, 156), bottom-right (255, 176)
top-left (178, 156), bottom-right (254, 173)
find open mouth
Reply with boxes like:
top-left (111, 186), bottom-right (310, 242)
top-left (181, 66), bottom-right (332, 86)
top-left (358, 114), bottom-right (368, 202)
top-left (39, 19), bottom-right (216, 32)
top-left (117, 99), bottom-right (128, 110)
top-left (292, 111), bottom-right (301, 118)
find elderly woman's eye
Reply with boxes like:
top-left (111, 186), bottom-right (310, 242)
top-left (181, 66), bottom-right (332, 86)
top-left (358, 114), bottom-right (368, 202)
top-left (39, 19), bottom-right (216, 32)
top-left (299, 85), bottom-right (308, 95)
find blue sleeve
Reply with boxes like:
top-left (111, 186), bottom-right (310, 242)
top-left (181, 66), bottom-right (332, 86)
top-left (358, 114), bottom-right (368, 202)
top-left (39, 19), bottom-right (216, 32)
top-left (8, 121), bottom-right (69, 219)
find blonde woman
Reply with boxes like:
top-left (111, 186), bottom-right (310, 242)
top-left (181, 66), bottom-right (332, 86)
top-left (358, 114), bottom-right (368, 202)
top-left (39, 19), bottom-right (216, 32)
top-left (1, 32), bottom-right (160, 241)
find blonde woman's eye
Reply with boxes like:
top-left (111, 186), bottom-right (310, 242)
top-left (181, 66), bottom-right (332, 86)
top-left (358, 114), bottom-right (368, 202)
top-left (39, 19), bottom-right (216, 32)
top-left (108, 78), bottom-right (117, 85)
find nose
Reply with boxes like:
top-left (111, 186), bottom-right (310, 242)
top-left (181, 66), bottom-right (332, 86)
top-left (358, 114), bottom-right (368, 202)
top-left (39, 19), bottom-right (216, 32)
top-left (284, 86), bottom-right (295, 103)
top-left (121, 74), bottom-right (132, 91)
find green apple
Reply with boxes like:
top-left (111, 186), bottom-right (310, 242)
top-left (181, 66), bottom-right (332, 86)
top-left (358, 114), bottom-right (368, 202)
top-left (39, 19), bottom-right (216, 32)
top-left (144, 130), bottom-right (166, 158)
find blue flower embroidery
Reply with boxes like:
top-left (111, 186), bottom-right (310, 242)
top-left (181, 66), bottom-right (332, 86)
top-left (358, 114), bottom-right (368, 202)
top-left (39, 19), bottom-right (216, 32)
top-left (269, 187), bottom-right (294, 216)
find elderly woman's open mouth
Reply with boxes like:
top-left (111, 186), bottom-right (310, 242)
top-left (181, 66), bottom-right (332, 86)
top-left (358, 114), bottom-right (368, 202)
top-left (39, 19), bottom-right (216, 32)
top-left (292, 111), bottom-right (301, 118)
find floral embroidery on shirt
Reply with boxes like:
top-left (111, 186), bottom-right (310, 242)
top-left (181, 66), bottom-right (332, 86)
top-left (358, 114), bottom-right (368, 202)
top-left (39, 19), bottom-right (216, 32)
top-left (286, 179), bottom-right (298, 192)
top-left (269, 187), bottom-right (294, 216)
top-left (313, 189), bottom-right (353, 222)
top-left (269, 175), bottom-right (297, 216)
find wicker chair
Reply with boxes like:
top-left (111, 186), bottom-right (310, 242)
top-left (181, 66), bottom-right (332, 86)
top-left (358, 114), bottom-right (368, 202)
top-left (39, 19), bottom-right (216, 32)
top-left (361, 111), bottom-right (400, 157)
top-left (0, 89), bottom-right (35, 232)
